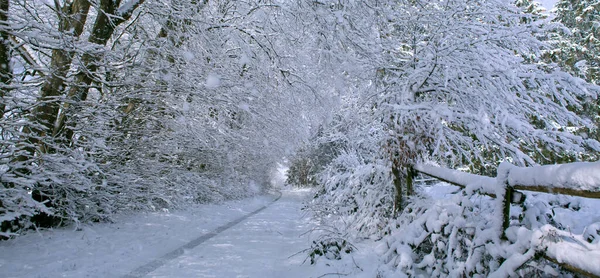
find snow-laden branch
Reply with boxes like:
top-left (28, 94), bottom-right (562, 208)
top-left (116, 0), bottom-right (145, 18)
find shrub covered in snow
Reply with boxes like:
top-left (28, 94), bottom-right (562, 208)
top-left (287, 129), bottom-right (346, 188)
top-left (308, 151), bottom-right (395, 238)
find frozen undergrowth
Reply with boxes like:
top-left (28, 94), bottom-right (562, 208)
top-left (308, 160), bottom-right (600, 277)
top-left (307, 152), bottom-right (395, 239)
top-left (375, 183), bottom-right (600, 277)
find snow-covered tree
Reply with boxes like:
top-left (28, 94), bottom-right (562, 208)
top-left (546, 0), bottom-right (599, 84)
top-left (540, 0), bottom-right (600, 144)
top-left (0, 0), bottom-right (9, 119)
top-left (298, 0), bottom-right (600, 274)
top-left (1, 0), bottom-right (331, 236)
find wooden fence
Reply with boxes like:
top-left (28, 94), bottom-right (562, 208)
top-left (412, 161), bottom-right (600, 277)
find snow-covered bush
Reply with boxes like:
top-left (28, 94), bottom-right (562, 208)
top-left (296, 0), bottom-right (600, 274)
top-left (308, 150), bottom-right (395, 239)
top-left (287, 136), bottom-right (345, 187)
top-left (307, 235), bottom-right (355, 265)
top-left (381, 192), bottom-right (506, 277)
top-left (378, 186), bottom-right (597, 277)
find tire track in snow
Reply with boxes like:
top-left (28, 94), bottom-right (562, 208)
top-left (123, 191), bottom-right (282, 278)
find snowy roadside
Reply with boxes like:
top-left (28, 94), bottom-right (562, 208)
top-left (419, 182), bottom-right (600, 276)
top-left (0, 193), bottom-right (278, 278)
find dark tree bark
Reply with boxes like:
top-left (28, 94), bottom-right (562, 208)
top-left (391, 165), bottom-right (404, 214)
top-left (0, 0), bottom-right (10, 119)
top-left (16, 0), bottom-right (90, 160)
top-left (54, 0), bottom-right (146, 140)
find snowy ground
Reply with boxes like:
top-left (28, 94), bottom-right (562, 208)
top-left (144, 189), bottom-right (381, 278)
top-left (0, 188), bottom-right (381, 278)
top-left (0, 193), bottom-right (276, 277)
top-left (6, 182), bottom-right (594, 278)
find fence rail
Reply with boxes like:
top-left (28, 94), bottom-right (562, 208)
top-left (412, 161), bottom-right (600, 277)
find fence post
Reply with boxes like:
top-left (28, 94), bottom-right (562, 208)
top-left (501, 185), bottom-right (512, 240)
top-left (499, 165), bottom-right (512, 240)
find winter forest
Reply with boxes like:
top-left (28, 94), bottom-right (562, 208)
top-left (1, 0), bottom-right (600, 277)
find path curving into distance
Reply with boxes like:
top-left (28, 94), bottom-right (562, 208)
top-left (123, 191), bottom-right (284, 278)
top-left (135, 189), bottom-right (336, 278)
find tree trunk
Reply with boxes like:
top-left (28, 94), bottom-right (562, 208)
top-left (54, 0), bottom-right (146, 140)
top-left (0, 0), bottom-right (10, 119)
top-left (406, 166), bottom-right (415, 197)
top-left (392, 165), bottom-right (415, 215)
top-left (392, 166), bottom-right (404, 214)
top-left (16, 0), bottom-right (90, 161)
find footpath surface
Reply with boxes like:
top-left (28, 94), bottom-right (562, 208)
top-left (0, 192), bottom-right (278, 277)
top-left (1, 188), bottom-right (380, 278)
top-left (142, 189), bottom-right (323, 277)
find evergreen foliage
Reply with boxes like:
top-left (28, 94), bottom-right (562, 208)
top-left (547, 0), bottom-right (599, 84)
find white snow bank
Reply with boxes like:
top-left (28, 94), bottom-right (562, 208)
top-left (507, 161), bottom-right (600, 192)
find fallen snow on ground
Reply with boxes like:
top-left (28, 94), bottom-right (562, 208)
top-left (0, 188), bottom-right (382, 278)
top-left (146, 189), bottom-right (382, 277)
top-left (7, 182), bottom-right (596, 278)
top-left (0, 194), bottom-right (275, 277)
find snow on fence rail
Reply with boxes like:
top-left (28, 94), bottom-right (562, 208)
top-left (414, 161), bottom-right (600, 202)
top-left (507, 161), bottom-right (600, 199)
top-left (413, 163), bottom-right (526, 203)
top-left (413, 161), bottom-right (600, 277)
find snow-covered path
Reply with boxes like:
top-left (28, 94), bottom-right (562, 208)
top-left (1, 188), bottom-right (381, 278)
top-left (140, 189), bottom-right (319, 278)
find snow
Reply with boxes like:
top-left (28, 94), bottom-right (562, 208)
top-left (146, 189), bottom-right (382, 277)
top-left (239, 54), bottom-right (250, 65)
top-left (182, 51), bottom-right (195, 62)
top-left (0, 188), bottom-right (381, 278)
top-left (0, 195), bottom-right (275, 277)
top-left (538, 0), bottom-right (557, 10)
top-left (417, 182), bottom-right (600, 277)
top-left (205, 74), bottom-right (221, 89)
top-left (532, 225), bottom-right (600, 276)
top-left (506, 161), bottom-right (600, 191)
top-left (238, 102), bottom-right (251, 112)
top-left (584, 223), bottom-right (600, 244)
top-left (416, 161), bottom-right (600, 196)
top-left (117, 0), bottom-right (142, 16)
top-left (2, 182), bottom-right (599, 277)
top-left (414, 163), bottom-right (497, 195)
